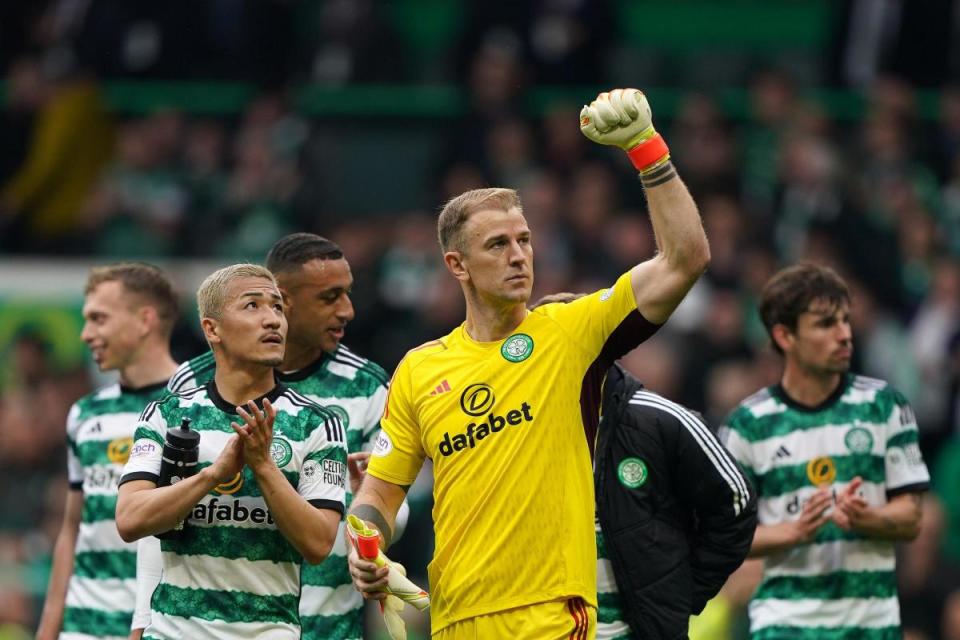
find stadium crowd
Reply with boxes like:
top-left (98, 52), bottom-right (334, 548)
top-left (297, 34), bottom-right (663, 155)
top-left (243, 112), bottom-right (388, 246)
top-left (1, 1), bottom-right (960, 639)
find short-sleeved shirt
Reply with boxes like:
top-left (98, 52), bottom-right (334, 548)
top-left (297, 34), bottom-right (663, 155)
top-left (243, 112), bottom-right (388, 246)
top-left (722, 374), bottom-right (930, 640)
top-left (369, 271), bottom-right (645, 632)
top-left (120, 381), bottom-right (347, 640)
top-left (167, 345), bottom-right (388, 640)
top-left (63, 381), bottom-right (169, 640)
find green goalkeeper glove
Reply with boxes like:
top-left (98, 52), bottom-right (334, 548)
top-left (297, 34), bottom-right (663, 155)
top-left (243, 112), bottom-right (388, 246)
top-left (579, 88), bottom-right (670, 174)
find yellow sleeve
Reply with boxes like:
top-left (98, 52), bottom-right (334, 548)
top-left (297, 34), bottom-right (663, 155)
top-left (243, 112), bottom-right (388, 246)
top-left (538, 271), bottom-right (639, 358)
top-left (368, 356), bottom-right (426, 486)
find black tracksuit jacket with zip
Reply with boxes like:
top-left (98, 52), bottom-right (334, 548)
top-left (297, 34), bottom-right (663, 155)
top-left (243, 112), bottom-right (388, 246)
top-left (594, 364), bottom-right (758, 639)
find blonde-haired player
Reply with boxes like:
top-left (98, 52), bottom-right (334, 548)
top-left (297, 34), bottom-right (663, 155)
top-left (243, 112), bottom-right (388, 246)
top-left (117, 263), bottom-right (347, 639)
top-left (347, 88), bottom-right (710, 638)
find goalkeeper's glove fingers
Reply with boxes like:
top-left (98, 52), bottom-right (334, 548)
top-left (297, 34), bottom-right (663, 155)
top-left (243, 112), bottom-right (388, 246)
top-left (382, 597), bottom-right (407, 640)
top-left (580, 88), bottom-right (654, 150)
top-left (381, 562), bottom-right (408, 640)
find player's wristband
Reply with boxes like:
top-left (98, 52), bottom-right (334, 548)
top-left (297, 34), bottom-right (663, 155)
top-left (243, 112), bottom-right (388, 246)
top-left (626, 133), bottom-right (670, 173)
top-left (639, 160), bottom-right (677, 188)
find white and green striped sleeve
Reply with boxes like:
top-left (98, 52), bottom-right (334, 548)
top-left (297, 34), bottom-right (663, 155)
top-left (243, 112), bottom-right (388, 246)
top-left (360, 384), bottom-right (388, 451)
top-left (883, 390), bottom-right (930, 495)
top-left (120, 400), bottom-right (166, 485)
top-left (720, 413), bottom-right (760, 493)
top-left (300, 413), bottom-right (347, 515)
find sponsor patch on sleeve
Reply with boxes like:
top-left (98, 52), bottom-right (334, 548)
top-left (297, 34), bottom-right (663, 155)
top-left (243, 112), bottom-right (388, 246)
top-left (372, 430), bottom-right (394, 457)
top-left (130, 440), bottom-right (158, 459)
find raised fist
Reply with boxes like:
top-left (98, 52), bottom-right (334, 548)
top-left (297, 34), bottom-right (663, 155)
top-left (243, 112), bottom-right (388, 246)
top-left (579, 88), bottom-right (654, 150)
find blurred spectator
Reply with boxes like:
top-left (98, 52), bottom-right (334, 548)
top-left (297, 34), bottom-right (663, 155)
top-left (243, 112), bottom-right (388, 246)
top-left (459, 0), bottom-right (613, 85)
top-left (939, 153), bottom-right (960, 256)
top-left (541, 103), bottom-right (591, 177)
top-left (848, 278), bottom-right (920, 401)
top-left (620, 338), bottom-right (684, 401)
top-left (3, 9), bottom-right (960, 637)
top-left (910, 259), bottom-right (960, 444)
top-left (484, 116), bottom-right (539, 189)
top-left (1, 56), bottom-right (113, 253)
top-left (0, 327), bottom-right (87, 634)
top-left (700, 193), bottom-right (747, 288)
top-left (178, 118), bottom-right (229, 253)
top-left (773, 133), bottom-right (843, 263)
top-left (899, 496), bottom-right (950, 640)
top-left (565, 161), bottom-right (618, 280)
top-left (703, 360), bottom-right (760, 429)
top-left (298, 0), bottom-right (405, 84)
top-left (2, 326), bottom-right (52, 392)
top-left (81, 111), bottom-right (187, 256)
top-left (682, 289), bottom-right (753, 410)
top-left (669, 93), bottom-right (739, 197)
top-left (741, 68), bottom-right (797, 214)
top-left (216, 94), bottom-right (309, 258)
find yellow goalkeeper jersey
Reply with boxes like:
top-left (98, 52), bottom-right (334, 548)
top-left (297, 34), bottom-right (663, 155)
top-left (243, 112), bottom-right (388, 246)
top-left (369, 271), bottom-right (643, 632)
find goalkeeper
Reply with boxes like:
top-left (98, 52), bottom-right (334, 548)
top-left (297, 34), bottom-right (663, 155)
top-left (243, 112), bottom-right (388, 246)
top-left (347, 88), bottom-right (710, 638)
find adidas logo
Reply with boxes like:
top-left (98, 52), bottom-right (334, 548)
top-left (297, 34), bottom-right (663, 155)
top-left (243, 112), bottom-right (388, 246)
top-left (774, 445), bottom-right (791, 460)
top-left (86, 421), bottom-right (102, 435)
top-left (429, 380), bottom-right (452, 396)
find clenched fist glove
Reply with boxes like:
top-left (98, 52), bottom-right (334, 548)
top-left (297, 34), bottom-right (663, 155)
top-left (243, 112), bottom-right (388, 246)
top-left (580, 88), bottom-right (671, 176)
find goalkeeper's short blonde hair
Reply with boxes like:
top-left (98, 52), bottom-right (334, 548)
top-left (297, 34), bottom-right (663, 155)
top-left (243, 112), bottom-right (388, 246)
top-left (437, 187), bottom-right (522, 254)
top-left (197, 263), bottom-right (277, 320)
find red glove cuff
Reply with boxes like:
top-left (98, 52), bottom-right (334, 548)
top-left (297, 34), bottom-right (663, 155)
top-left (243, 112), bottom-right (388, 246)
top-left (626, 133), bottom-right (670, 173)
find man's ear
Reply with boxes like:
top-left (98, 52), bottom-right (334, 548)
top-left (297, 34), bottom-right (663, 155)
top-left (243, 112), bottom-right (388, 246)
top-left (201, 317), bottom-right (221, 345)
top-left (137, 306), bottom-right (157, 339)
top-left (444, 251), bottom-right (469, 282)
top-left (771, 323), bottom-right (793, 353)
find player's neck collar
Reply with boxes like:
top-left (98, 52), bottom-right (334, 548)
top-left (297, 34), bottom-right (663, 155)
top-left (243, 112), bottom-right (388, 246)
top-left (278, 350), bottom-right (330, 382)
top-left (773, 373), bottom-right (850, 413)
top-left (206, 376), bottom-right (286, 414)
top-left (119, 380), bottom-right (169, 395)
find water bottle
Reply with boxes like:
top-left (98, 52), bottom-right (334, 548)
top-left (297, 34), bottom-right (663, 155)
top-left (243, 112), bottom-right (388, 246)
top-left (156, 418), bottom-right (200, 540)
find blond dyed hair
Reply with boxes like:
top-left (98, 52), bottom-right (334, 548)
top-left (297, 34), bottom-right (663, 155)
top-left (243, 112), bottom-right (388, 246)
top-left (197, 263), bottom-right (277, 320)
top-left (437, 187), bottom-right (522, 253)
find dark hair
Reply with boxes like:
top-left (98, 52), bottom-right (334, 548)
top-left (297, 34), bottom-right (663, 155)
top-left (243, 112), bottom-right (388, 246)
top-left (265, 233), bottom-right (344, 274)
top-left (85, 263), bottom-right (179, 336)
top-left (759, 263), bottom-right (850, 354)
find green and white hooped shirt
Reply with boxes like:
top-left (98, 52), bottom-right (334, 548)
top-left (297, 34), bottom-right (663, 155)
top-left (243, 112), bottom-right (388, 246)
top-left (166, 345), bottom-right (389, 639)
top-left (722, 374), bottom-right (930, 640)
top-left (121, 381), bottom-right (347, 640)
top-left (63, 381), bottom-right (169, 640)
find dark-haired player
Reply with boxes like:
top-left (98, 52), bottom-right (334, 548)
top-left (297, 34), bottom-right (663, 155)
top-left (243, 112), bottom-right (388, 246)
top-left (723, 263), bottom-right (929, 639)
top-left (160, 234), bottom-right (391, 639)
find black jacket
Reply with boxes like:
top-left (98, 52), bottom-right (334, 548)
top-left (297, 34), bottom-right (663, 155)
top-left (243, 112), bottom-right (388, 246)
top-left (595, 364), bottom-right (757, 640)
